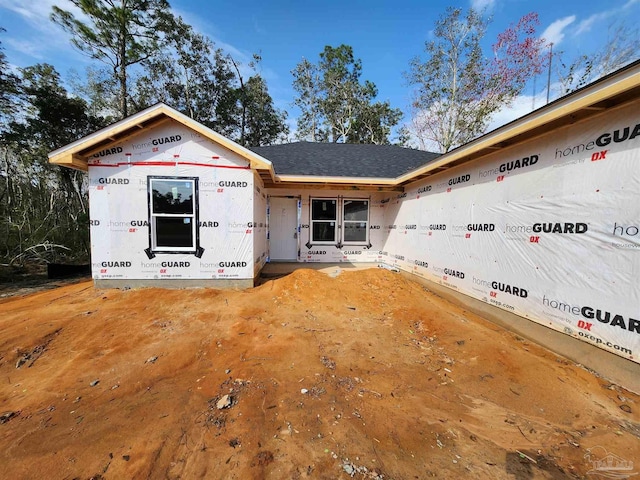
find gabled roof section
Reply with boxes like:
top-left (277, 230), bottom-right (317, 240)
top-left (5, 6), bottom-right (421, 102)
top-left (47, 103), bottom-right (274, 175)
top-left (48, 60), bottom-right (640, 191)
top-left (252, 59), bottom-right (640, 190)
top-left (250, 142), bottom-right (440, 178)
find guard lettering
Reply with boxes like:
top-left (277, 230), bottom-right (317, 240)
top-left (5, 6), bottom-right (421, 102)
top-left (98, 178), bottom-right (130, 185)
top-left (499, 154), bottom-right (538, 173)
top-left (581, 306), bottom-right (640, 334)
top-left (595, 123), bottom-right (640, 147)
top-left (467, 223), bottom-right (495, 231)
top-left (448, 174), bottom-right (471, 186)
top-left (219, 261), bottom-right (248, 268)
top-left (444, 268), bottom-right (465, 279)
top-left (491, 281), bottom-right (528, 298)
top-left (219, 181), bottom-right (248, 188)
top-left (151, 134), bottom-right (182, 146)
top-left (93, 146), bottom-right (123, 158)
top-left (532, 222), bottom-right (588, 234)
top-left (161, 261), bottom-right (190, 268)
top-left (100, 261), bottom-right (132, 268)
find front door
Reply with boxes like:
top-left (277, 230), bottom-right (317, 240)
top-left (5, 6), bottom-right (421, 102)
top-left (269, 197), bottom-right (299, 261)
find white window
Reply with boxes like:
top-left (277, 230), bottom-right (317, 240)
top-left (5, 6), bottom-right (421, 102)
top-left (147, 176), bottom-right (200, 256)
top-left (342, 199), bottom-right (369, 244)
top-left (309, 197), bottom-right (369, 245)
top-left (310, 198), bottom-right (338, 244)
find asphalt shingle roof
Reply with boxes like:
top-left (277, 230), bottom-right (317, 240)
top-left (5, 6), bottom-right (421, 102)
top-left (249, 142), bottom-right (440, 179)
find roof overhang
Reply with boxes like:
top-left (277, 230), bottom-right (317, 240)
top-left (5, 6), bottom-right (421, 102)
top-left (48, 103), bottom-right (276, 179)
top-left (395, 60), bottom-right (640, 187)
top-left (49, 60), bottom-right (640, 192)
top-left (260, 174), bottom-right (403, 191)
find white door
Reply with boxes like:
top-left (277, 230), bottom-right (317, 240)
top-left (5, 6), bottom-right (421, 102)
top-left (269, 197), bottom-right (299, 261)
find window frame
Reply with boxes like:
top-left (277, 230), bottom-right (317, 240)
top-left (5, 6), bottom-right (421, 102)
top-left (146, 176), bottom-right (201, 257)
top-left (308, 197), bottom-right (370, 246)
top-left (341, 198), bottom-right (370, 245)
top-left (310, 197), bottom-right (338, 244)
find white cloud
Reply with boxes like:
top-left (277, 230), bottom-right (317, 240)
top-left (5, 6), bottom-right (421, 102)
top-left (1, 0), bottom-right (277, 83)
top-left (574, 0), bottom-right (639, 36)
top-left (3, 5), bottom-right (34, 20)
top-left (470, 0), bottom-right (496, 11)
top-left (0, 0), bottom-right (84, 32)
top-left (487, 77), bottom-right (572, 132)
top-left (0, 0), bottom-right (89, 67)
top-left (575, 8), bottom-right (620, 36)
top-left (5, 37), bottom-right (45, 59)
top-left (173, 5), bottom-right (279, 82)
top-left (487, 92), bottom-right (545, 132)
top-left (540, 15), bottom-right (576, 46)
top-left (574, 14), bottom-right (599, 36)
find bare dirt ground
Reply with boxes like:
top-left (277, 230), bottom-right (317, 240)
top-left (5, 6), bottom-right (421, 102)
top-left (0, 268), bottom-right (638, 480)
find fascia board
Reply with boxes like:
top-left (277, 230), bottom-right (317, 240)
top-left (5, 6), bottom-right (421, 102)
top-left (48, 105), bottom-right (168, 162)
top-left (48, 103), bottom-right (276, 179)
top-left (158, 106), bottom-right (274, 172)
top-left (275, 174), bottom-right (397, 185)
top-left (395, 65), bottom-right (640, 185)
top-left (48, 153), bottom-right (89, 172)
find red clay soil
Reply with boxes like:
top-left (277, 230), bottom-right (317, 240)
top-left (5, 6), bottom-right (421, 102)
top-left (0, 268), bottom-right (638, 479)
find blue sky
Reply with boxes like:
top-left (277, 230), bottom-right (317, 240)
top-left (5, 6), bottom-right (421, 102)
top-left (1, 0), bottom-right (639, 137)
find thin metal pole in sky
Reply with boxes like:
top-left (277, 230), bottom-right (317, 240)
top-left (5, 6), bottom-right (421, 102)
top-left (546, 43), bottom-right (554, 104)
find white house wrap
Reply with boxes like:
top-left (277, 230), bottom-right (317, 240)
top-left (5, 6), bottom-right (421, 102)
top-left (384, 101), bottom-right (639, 361)
top-left (87, 121), bottom-right (259, 287)
top-left (49, 61), bottom-right (640, 363)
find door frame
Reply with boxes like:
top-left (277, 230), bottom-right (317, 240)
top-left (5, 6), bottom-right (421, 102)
top-left (267, 195), bottom-right (301, 262)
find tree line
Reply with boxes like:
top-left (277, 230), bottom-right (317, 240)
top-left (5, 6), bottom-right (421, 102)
top-left (0, 0), bottom-right (637, 270)
top-left (1, 0), bottom-right (290, 269)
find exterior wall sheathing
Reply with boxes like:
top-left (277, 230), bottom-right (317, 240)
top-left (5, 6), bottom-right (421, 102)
top-left (253, 173), bottom-right (268, 278)
top-left (263, 188), bottom-right (388, 264)
top-left (383, 101), bottom-right (640, 362)
top-left (89, 119), bottom-right (256, 289)
top-left (84, 106), bottom-right (639, 363)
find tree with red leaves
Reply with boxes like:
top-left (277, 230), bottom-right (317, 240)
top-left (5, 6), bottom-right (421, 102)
top-left (491, 12), bottom-right (548, 101)
top-left (406, 8), bottom-right (548, 153)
